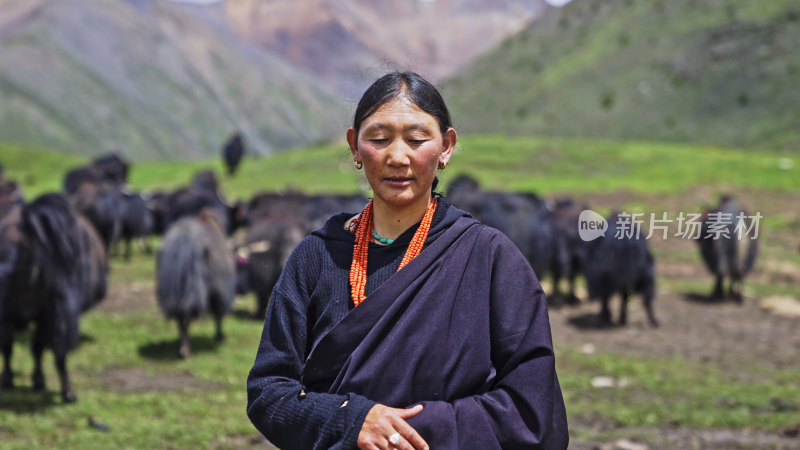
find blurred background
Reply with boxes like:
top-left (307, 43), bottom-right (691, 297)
top-left (0, 0), bottom-right (799, 448)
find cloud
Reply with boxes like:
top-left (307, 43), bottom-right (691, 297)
top-left (166, 0), bottom-right (222, 5)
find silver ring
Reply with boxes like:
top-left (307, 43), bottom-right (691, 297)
top-left (388, 432), bottom-right (401, 446)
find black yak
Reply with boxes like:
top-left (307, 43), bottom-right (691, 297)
top-left (236, 191), bottom-right (365, 317)
top-left (550, 199), bottom-right (591, 304)
top-left (63, 153), bottom-right (129, 195)
top-left (118, 191), bottom-right (154, 259)
top-left (222, 132), bottom-right (246, 176)
top-left (64, 166), bottom-right (102, 195)
top-left (71, 181), bottom-right (123, 251)
top-left (583, 212), bottom-right (658, 327)
top-left (446, 174), bottom-right (556, 281)
top-left (91, 153), bottom-right (129, 186)
top-left (697, 196), bottom-right (759, 301)
top-left (240, 217), bottom-right (307, 318)
top-left (151, 171), bottom-right (244, 236)
top-left (0, 193), bottom-right (107, 402)
top-left (156, 208), bottom-right (236, 358)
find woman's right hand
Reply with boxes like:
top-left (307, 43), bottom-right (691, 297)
top-left (357, 403), bottom-right (429, 450)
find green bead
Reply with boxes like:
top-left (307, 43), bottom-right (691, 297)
top-left (372, 229), bottom-right (394, 245)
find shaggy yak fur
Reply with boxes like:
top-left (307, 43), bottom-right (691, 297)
top-left (0, 193), bottom-right (107, 402)
top-left (156, 208), bottom-right (235, 359)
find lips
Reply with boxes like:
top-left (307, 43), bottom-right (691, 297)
top-left (384, 176), bottom-right (414, 187)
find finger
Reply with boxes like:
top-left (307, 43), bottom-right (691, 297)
top-left (395, 404), bottom-right (423, 420)
top-left (389, 417), bottom-right (429, 450)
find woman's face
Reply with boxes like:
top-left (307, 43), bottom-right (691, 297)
top-left (348, 97), bottom-right (456, 211)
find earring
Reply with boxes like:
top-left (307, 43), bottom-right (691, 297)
top-left (354, 160), bottom-right (363, 170)
top-left (438, 161), bottom-right (447, 170)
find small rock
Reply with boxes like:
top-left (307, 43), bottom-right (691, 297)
top-left (88, 416), bottom-right (109, 432)
top-left (581, 343), bottom-right (596, 355)
top-left (759, 296), bottom-right (800, 318)
top-left (591, 376), bottom-right (629, 388)
top-left (780, 423), bottom-right (800, 438)
top-left (591, 376), bottom-right (616, 388)
top-left (613, 438), bottom-right (649, 450)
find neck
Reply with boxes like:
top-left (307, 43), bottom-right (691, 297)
top-left (372, 195), bottom-right (431, 240)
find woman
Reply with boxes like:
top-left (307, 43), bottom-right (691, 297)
top-left (247, 72), bottom-right (568, 450)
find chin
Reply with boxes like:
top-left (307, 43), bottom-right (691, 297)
top-left (376, 191), bottom-right (419, 208)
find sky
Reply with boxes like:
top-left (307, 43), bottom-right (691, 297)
top-left (545, 0), bottom-right (574, 6)
top-left (166, 0), bottom-right (222, 5)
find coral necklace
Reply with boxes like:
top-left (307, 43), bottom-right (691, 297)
top-left (349, 198), bottom-right (438, 307)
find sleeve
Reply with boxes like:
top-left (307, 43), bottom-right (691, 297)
top-left (246, 242), bottom-right (376, 450)
top-left (406, 231), bottom-right (569, 450)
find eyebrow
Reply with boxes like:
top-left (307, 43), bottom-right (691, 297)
top-left (364, 123), bottom-right (433, 132)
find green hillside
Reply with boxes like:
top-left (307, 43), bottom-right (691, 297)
top-left (4, 135), bottom-right (797, 201)
top-left (0, 0), bottom-right (345, 160)
top-left (442, 0), bottom-right (800, 150)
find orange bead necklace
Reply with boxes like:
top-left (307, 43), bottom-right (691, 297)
top-left (349, 198), bottom-right (438, 307)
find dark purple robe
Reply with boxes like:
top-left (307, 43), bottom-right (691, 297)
top-left (300, 216), bottom-right (568, 449)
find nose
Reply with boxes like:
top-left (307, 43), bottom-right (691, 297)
top-left (385, 137), bottom-right (411, 166)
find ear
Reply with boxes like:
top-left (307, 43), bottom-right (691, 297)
top-left (346, 127), bottom-right (358, 160)
top-left (439, 127), bottom-right (457, 166)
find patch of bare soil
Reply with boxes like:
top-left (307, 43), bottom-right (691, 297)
top-left (98, 282), bottom-right (157, 314)
top-left (211, 433), bottom-right (279, 450)
top-left (568, 417), bottom-right (800, 449)
top-left (100, 367), bottom-right (223, 393)
top-left (550, 287), bottom-right (800, 372)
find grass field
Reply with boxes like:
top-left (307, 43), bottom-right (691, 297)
top-left (1, 137), bottom-right (799, 448)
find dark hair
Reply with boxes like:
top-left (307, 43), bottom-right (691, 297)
top-left (353, 72), bottom-right (452, 135)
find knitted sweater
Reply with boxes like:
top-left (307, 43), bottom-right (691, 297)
top-left (246, 197), bottom-right (469, 449)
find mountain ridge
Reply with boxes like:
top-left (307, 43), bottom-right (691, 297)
top-left (442, 0), bottom-right (800, 150)
top-left (0, 0), bottom-right (346, 160)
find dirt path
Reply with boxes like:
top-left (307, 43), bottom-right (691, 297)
top-left (549, 287), bottom-right (800, 372)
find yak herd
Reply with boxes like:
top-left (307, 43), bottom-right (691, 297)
top-left (0, 151), bottom-right (760, 404)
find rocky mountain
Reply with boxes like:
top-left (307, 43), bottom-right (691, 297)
top-left (0, 0), bottom-right (346, 160)
top-left (225, 0), bottom-right (547, 97)
top-left (442, 0), bottom-right (800, 150)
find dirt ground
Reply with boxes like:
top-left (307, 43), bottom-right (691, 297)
top-left (548, 286), bottom-right (800, 449)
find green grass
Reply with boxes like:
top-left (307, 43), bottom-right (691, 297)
top-left (445, 136), bottom-right (799, 195)
top-left (5, 135), bottom-right (797, 201)
top-left (1, 136), bottom-right (799, 448)
top-left (0, 251), bottom-right (265, 449)
top-left (557, 347), bottom-right (800, 430)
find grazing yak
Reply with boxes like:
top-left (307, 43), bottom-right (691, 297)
top-left (697, 196), bottom-right (759, 301)
top-left (149, 171), bottom-right (244, 237)
top-left (222, 132), bottom-right (246, 176)
top-left (118, 191), bottom-right (154, 258)
top-left (550, 198), bottom-right (591, 304)
top-left (446, 174), bottom-right (556, 284)
top-left (156, 208), bottom-right (236, 359)
top-left (63, 153), bottom-right (129, 195)
top-left (236, 191), bottom-right (366, 316)
top-left (241, 219), bottom-right (306, 318)
top-left (0, 193), bottom-right (107, 402)
top-left (583, 212), bottom-right (658, 327)
top-left (71, 181), bottom-right (123, 251)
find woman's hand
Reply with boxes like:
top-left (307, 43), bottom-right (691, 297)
top-left (357, 404), bottom-right (429, 450)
